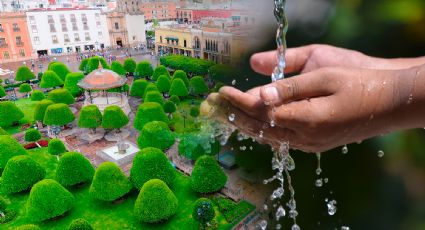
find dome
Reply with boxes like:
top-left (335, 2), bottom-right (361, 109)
top-left (78, 67), bottom-right (126, 90)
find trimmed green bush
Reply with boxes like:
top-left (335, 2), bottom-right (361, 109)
top-left (172, 70), bottom-right (189, 87)
top-left (79, 59), bottom-right (89, 73)
top-left (48, 62), bottom-right (71, 81)
top-left (192, 198), bottom-right (215, 228)
top-left (152, 65), bottom-right (170, 81)
top-left (0, 101), bottom-right (24, 127)
top-left (0, 86), bottom-right (6, 98)
top-left (190, 155), bottom-right (227, 193)
top-left (15, 66), bottom-right (35, 82)
top-left (78, 105), bottom-right (102, 131)
top-left (134, 102), bottom-right (168, 131)
top-left (89, 162), bottom-right (132, 201)
top-left (142, 84), bottom-right (159, 100)
top-left (87, 57), bottom-right (109, 73)
top-left (135, 61), bottom-right (153, 78)
top-left (0, 155), bottom-right (45, 194)
top-left (24, 128), bottom-right (42, 142)
top-left (169, 79), bottom-right (188, 97)
top-left (156, 75), bottom-right (171, 93)
top-left (111, 61), bottom-right (126, 76)
top-left (26, 179), bottom-right (74, 222)
top-left (130, 79), bottom-right (149, 98)
top-left (190, 106), bottom-right (200, 118)
top-left (190, 76), bottom-right (209, 95)
top-left (144, 91), bottom-right (164, 105)
top-left (0, 127), bottom-right (8, 135)
top-left (15, 224), bottom-right (41, 230)
top-left (163, 101), bottom-right (176, 116)
top-left (123, 58), bottom-right (137, 74)
top-left (48, 138), bottom-right (67, 155)
top-left (34, 99), bottom-right (54, 122)
top-left (19, 83), bottom-right (32, 94)
top-left (56, 152), bottom-right (95, 187)
top-left (101, 105), bottom-right (129, 130)
top-left (30, 90), bottom-right (45, 101)
top-left (169, 95), bottom-right (180, 104)
top-left (160, 55), bottom-right (214, 75)
top-left (137, 121), bottom-right (175, 150)
top-left (47, 88), bottom-right (75, 105)
top-left (40, 71), bottom-right (64, 89)
top-left (68, 218), bottom-right (93, 230)
top-left (130, 147), bottom-right (175, 189)
top-left (43, 103), bottom-right (75, 126)
top-left (134, 179), bottom-right (178, 223)
top-left (64, 72), bottom-right (84, 97)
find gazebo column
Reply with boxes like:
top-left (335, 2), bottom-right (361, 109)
top-left (89, 90), bottom-right (93, 104)
top-left (105, 90), bottom-right (109, 104)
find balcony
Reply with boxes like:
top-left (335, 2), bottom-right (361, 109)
top-left (64, 39), bottom-right (70, 43)
top-left (192, 46), bottom-right (201, 51)
top-left (0, 43), bottom-right (8, 48)
top-left (48, 19), bottom-right (54, 23)
top-left (75, 38), bottom-right (80, 42)
top-left (16, 42), bottom-right (24, 47)
top-left (13, 28), bottom-right (20, 32)
top-left (203, 48), bottom-right (218, 54)
top-left (60, 19), bottom-right (66, 23)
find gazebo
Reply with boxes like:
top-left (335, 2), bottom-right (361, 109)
top-left (78, 64), bottom-right (131, 115)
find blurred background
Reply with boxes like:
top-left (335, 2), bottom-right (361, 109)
top-left (229, 0), bottom-right (425, 229)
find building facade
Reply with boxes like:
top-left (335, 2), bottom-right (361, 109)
top-left (176, 8), bottom-right (233, 24)
top-left (26, 8), bottom-right (110, 56)
top-left (140, 1), bottom-right (176, 22)
top-left (106, 11), bottom-right (146, 47)
top-left (0, 12), bottom-right (35, 63)
top-left (155, 25), bottom-right (193, 57)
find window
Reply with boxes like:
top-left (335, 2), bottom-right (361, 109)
top-left (72, 23), bottom-right (78, 31)
top-left (133, 36), bottom-right (136, 41)
top-left (85, 32), bottom-right (90, 41)
top-left (0, 24), bottom-right (3, 32)
top-left (64, 34), bottom-right (70, 42)
top-left (81, 13), bottom-right (87, 21)
top-left (29, 16), bottom-right (35, 24)
top-left (0, 37), bottom-right (6, 47)
top-left (16, 36), bottom-right (23, 46)
top-left (12, 23), bottom-right (20, 32)
top-left (96, 21), bottom-right (101, 26)
top-left (114, 22), bottom-right (119, 30)
top-left (60, 14), bottom-right (66, 23)
top-left (33, 36), bottom-right (40, 45)
top-left (31, 25), bottom-right (37, 33)
top-left (52, 35), bottom-right (58, 44)
top-left (3, 51), bottom-right (9, 59)
top-left (19, 49), bottom-right (25, 57)
top-left (48, 15), bottom-right (54, 23)
top-left (83, 22), bottom-right (89, 30)
top-left (184, 39), bottom-right (186, 48)
top-left (50, 24), bottom-right (56, 32)
top-left (70, 14), bottom-right (76, 22)
top-left (62, 23), bottom-right (68, 32)
top-left (95, 13), bottom-right (100, 18)
top-left (160, 36), bottom-right (162, 43)
top-left (98, 31), bottom-right (103, 38)
top-left (74, 33), bottom-right (80, 42)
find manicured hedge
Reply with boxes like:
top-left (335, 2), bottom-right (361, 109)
top-left (169, 78), bottom-right (188, 97)
top-left (190, 155), bottom-right (227, 193)
top-left (56, 152), bottom-right (95, 187)
top-left (190, 106), bottom-right (200, 118)
top-left (48, 138), bottom-right (67, 155)
top-left (15, 224), bottom-right (41, 230)
top-left (134, 102), bottom-right (168, 131)
top-left (123, 58), bottom-right (137, 74)
top-left (156, 75), bottom-right (171, 93)
top-left (137, 121), bottom-right (175, 150)
top-left (15, 66), bottom-right (35, 82)
top-left (87, 57), bottom-right (109, 73)
top-left (40, 71), bottom-right (63, 89)
top-left (47, 88), bottom-right (75, 105)
top-left (111, 61), bottom-right (125, 76)
top-left (134, 179), bottom-right (178, 223)
top-left (189, 76), bottom-right (209, 95)
top-left (101, 105), bottom-right (129, 130)
top-left (30, 90), bottom-right (45, 101)
top-left (78, 105), bottom-right (102, 130)
top-left (0, 135), bottom-right (27, 171)
top-left (142, 84), bottom-right (159, 101)
top-left (24, 128), bottom-right (42, 142)
top-left (163, 101), bottom-right (176, 115)
top-left (34, 99), bottom-right (54, 122)
top-left (130, 147), bottom-right (175, 189)
top-left (172, 70), bottom-right (189, 87)
top-left (48, 62), bottom-right (71, 81)
top-left (130, 79), bottom-right (149, 98)
top-left (144, 91), bottom-right (164, 105)
top-left (169, 95), bottom-right (180, 104)
top-left (152, 65), bottom-right (170, 81)
top-left (212, 198), bottom-right (255, 224)
top-left (64, 72), bottom-right (85, 97)
top-left (0, 155), bottom-right (45, 194)
top-left (0, 86), bottom-right (6, 98)
top-left (26, 179), bottom-right (74, 222)
top-left (160, 55), bottom-right (215, 75)
top-left (192, 198), bottom-right (215, 227)
top-left (135, 61), bottom-right (153, 78)
top-left (43, 103), bottom-right (75, 126)
top-left (68, 218), bottom-right (93, 230)
top-left (79, 59), bottom-right (89, 73)
top-left (19, 83), bottom-right (32, 94)
top-left (0, 101), bottom-right (24, 127)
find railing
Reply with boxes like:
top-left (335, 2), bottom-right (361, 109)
top-left (192, 46), bottom-right (201, 51)
top-left (16, 42), bottom-right (24, 47)
top-left (0, 43), bottom-right (8, 48)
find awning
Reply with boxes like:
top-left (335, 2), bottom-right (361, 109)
top-left (165, 37), bottom-right (179, 41)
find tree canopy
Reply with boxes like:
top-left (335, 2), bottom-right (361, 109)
top-left (15, 66), bottom-right (35, 82)
top-left (0, 101), bottom-right (24, 127)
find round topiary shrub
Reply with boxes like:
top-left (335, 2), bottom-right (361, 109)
top-left (169, 95), bottom-right (180, 104)
top-left (30, 90), bottom-right (45, 101)
top-left (43, 103), bottom-right (75, 126)
top-left (0, 127), bottom-right (8, 135)
top-left (87, 57), bottom-right (109, 72)
top-left (123, 58), bottom-right (137, 74)
top-left (169, 79), bottom-right (189, 97)
top-left (144, 91), bottom-right (164, 105)
top-left (156, 75), bottom-right (171, 93)
top-left (0, 101), bottom-right (24, 127)
top-left (0, 155), bottom-right (45, 194)
top-left (190, 106), bottom-right (200, 118)
top-left (172, 70), bottom-right (189, 87)
top-left (34, 99), bottom-right (54, 122)
top-left (40, 71), bottom-right (64, 89)
top-left (152, 65), bottom-right (170, 81)
top-left (142, 84), bottom-right (159, 100)
top-left (130, 147), bottom-right (176, 189)
top-left (134, 102), bottom-right (168, 131)
top-left (24, 128), bottom-right (42, 142)
top-left (19, 83), bottom-right (32, 95)
top-left (190, 155), bottom-right (227, 193)
top-left (15, 66), bottom-right (35, 82)
top-left (163, 101), bottom-right (176, 116)
top-left (189, 76), bottom-right (209, 96)
top-left (0, 195), bottom-right (17, 224)
top-left (68, 218), bottom-right (93, 230)
top-left (0, 135), bottom-right (27, 171)
top-left (26, 179), bottom-right (74, 222)
top-left (78, 105), bottom-right (102, 132)
top-left (56, 152), bottom-right (95, 187)
top-left (101, 105), bottom-right (129, 130)
top-left (0, 86), bottom-right (6, 98)
top-left (89, 162), bottom-right (132, 201)
top-left (47, 88), bottom-right (75, 105)
top-left (79, 59), bottom-right (89, 73)
top-left (48, 62), bottom-right (71, 81)
top-left (111, 61), bottom-right (126, 76)
top-left (48, 138), bottom-right (67, 155)
top-left (134, 179), bottom-right (178, 223)
top-left (130, 79), bottom-right (149, 98)
top-left (135, 61), bottom-right (153, 78)
top-left (137, 121), bottom-right (175, 150)
top-left (15, 224), bottom-right (41, 230)
top-left (64, 72), bottom-right (84, 97)
top-left (192, 198), bottom-right (215, 228)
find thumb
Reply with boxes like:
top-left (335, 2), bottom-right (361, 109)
top-left (260, 70), bottom-right (334, 105)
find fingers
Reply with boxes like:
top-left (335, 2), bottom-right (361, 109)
top-left (218, 86), bottom-right (267, 118)
top-left (250, 45), bottom-right (315, 76)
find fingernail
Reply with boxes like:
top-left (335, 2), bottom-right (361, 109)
top-left (263, 87), bottom-right (279, 103)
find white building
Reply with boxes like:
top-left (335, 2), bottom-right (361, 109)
top-left (105, 12), bottom-right (146, 48)
top-left (0, 0), bottom-right (49, 12)
top-left (26, 8), bottom-right (110, 56)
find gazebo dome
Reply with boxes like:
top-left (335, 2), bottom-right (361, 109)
top-left (78, 66), bottom-right (126, 90)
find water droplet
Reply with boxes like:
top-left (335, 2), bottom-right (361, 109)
top-left (324, 178), bottom-right (329, 183)
top-left (316, 168), bottom-right (322, 175)
top-left (263, 179), bottom-right (268, 185)
top-left (259, 220), bottom-right (268, 230)
top-left (287, 199), bottom-right (296, 210)
top-left (237, 133), bottom-right (244, 141)
top-left (284, 155), bottom-right (296, 171)
top-left (377, 150), bottom-right (384, 158)
top-left (276, 224), bottom-right (282, 229)
top-left (292, 224), bottom-right (301, 230)
top-left (271, 187), bottom-right (284, 200)
top-left (341, 226), bottom-right (350, 230)
top-left (245, 78), bottom-right (249, 81)
top-left (231, 79), bottom-right (236, 85)
top-left (327, 200), bottom-right (337, 216)
top-left (276, 205), bottom-right (286, 221)
top-left (382, 81), bottom-right (386, 85)
top-left (341, 145), bottom-right (348, 154)
top-left (270, 120), bottom-right (276, 127)
top-left (249, 146), bottom-right (253, 150)
top-left (259, 130), bottom-right (264, 138)
top-left (407, 94), bottom-right (413, 104)
top-left (263, 204), bottom-right (268, 211)
top-left (315, 178), bottom-right (323, 187)
top-left (228, 113), bottom-right (235, 122)
top-left (289, 209), bottom-right (298, 218)
top-left (239, 146), bottom-right (247, 151)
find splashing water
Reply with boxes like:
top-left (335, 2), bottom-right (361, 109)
top-left (341, 226), bottom-right (350, 230)
top-left (341, 145), bottom-right (348, 154)
top-left (327, 200), bottom-right (337, 216)
top-left (228, 113), bottom-right (235, 122)
top-left (377, 150), bottom-right (384, 158)
top-left (316, 153), bottom-right (322, 175)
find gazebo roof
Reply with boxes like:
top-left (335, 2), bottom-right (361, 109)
top-left (78, 65), bottom-right (126, 90)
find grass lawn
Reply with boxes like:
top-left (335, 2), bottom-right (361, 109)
top-left (3, 147), bottom-right (254, 230)
top-left (170, 99), bottom-right (202, 133)
top-left (4, 98), bottom-right (37, 135)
